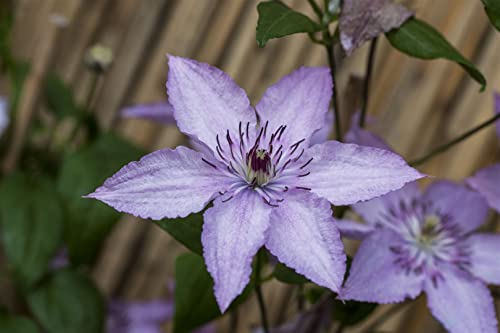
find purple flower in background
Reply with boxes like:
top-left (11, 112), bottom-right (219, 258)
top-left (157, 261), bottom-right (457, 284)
top-left (107, 300), bottom-right (172, 333)
top-left (339, 0), bottom-right (413, 54)
top-left (122, 102), bottom-right (176, 125)
top-left (87, 56), bottom-right (423, 312)
top-left (340, 181), bottom-right (499, 333)
top-left (344, 112), bottom-right (392, 150)
top-left (0, 96), bottom-right (8, 137)
top-left (466, 92), bottom-right (500, 212)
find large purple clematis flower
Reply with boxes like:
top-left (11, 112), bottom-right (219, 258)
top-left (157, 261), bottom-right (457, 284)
top-left (340, 181), bottom-right (499, 333)
top-left (466, 92), bottom-right (500, 212)
top-left (86, 56), bottom-right (423, 312)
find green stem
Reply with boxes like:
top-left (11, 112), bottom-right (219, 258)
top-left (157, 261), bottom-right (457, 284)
top-left (326, 44), bottom-right (342, 141)
top-left (359, 38), bottom-right (378, 128)
top-left (409, 113), bottom-right (500, 166)
top-left (255, 251), bottom-right (270, 333)
top-left (84, 71), bottom-right (100, 111)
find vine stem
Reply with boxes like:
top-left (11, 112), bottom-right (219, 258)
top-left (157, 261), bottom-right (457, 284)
top-left (255, 250), bottom-right (270, 333)
top-left (359, 38), bottom-right (378, 128)
top-left (326, 44), bottom-right (342, 142)
top-left (409, 112), bottom-right (500, 166)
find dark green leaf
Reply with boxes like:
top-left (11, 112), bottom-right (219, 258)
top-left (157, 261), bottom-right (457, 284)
top-left (57, 133), bottom-right (144, 265)
top-left (482, 0), bottom-right (500, 31)
top-left (45, 73), bottom-right (83, 120)
top-left (0, 313), bottom-right (40, 333)
top-left (174, 253), bottom-right (220, 333)
top-left (256, 1), bottom-right (322, 47)
top-left (154, 213), bottom-right (204, 255)
top-left (0, 173), bottom-right (63, 289)
top-left (27, 269), bottom-right (105, 333)
top-left (332, 300), bottom-right (377, 326)
top-left (273, 262), bottom-right (309, 284)
top-left (386, 18), bottom-right (486, 90)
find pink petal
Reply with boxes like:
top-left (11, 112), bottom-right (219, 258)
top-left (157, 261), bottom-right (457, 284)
top-left (425, 266), bottom-right (497, 333)
top-left (265, 191), bottom-right (346, 293)
top-left (167, 56), bottom-right (256, 150)
top-left (86, 147), bottom-right (232, 220)
top-left (121, 102), bottom-right (175, 125)
top-left (423, 181), bottom-right (489, 233)
top-left (340, 230), bottom-right (424, 303)
top-left (466, 233), bottom-right (500, 285)
top-left (466, 164), bottom-right (500, 213)
top-left (202, 189), bottom-right (271, 312)
top-left (256, 67), bottom-right (332, 147)
top-left (352, 182), bottom-right (420, 226)
top-left (299, 141), bottom-right (424, 206)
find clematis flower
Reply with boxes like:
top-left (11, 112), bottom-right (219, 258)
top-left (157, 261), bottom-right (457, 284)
top-left (86, 56), bottom-right (423, 312)
top-left (0, 96), bottom-right (8, 137)
top-left (340, 181), bottom-right (499, 333)
top-left (107, 300), bottom-right (173, 333)
top-left (466, 92), bottom-right (500, 212)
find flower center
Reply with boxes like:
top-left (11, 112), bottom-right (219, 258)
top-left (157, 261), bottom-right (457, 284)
top-left (384, 200), bottom-right (471, 283)
top-left (247, 148), bottom-right (271, 186)
top-left (201, 121), bottom-right (313, 206)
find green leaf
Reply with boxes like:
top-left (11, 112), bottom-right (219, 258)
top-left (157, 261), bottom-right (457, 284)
top-left (57, 133), bottom-right (144, 265)
top-left (174, 253), bottom-right (220, 333)
top-left (0, 314), bottom-right (40, 333)
top-left (273, 262), bottom-right (309, 284)
top-left (27, 269), bottom-right (105, 333)
top-left (256, 1), bottom-right (322, 47)
top-left (154, 212), bottom-right (204, 255)
top-left (332, 300), bottom-right (377, 326)
top-left (45, 73), bottom-right (83, 120)
top-left (386, 18), bottom-right (486, 90)
top-left (482, 0), bottom-right (500, 31)
top-left (0, 173), bottom-right (64, 289)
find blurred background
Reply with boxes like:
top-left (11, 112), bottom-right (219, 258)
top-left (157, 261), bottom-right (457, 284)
top-left (1, 0), bottom-right (499, 332)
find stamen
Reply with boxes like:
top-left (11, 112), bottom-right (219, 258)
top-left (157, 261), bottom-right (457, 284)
top-left (201, 158), bottom-right (217, 169)
top-left (216, 135), bottom-right (224, 152)
top-left (299, 157), bottom-right (314, 169)
top-left (226, 130), bottom-right (233, 146)
top-left (277, 125), bottom-right (287, 141)
top-left (216, 146), bottom-right (227, 161)
top-left (297, 172), bottom-right (310, 178)
top-left (222, 195), bottom-right (234, 203)
top-left (262, 197), bottom-right (279, 207)
top-left (263, 121), bottom-right (269, 137)
top-left (246, 122), bottom-right (250, 139)
top-left (293, 149), bottom-right (305, 162)
top-left (296, 186), bottom-right (311, 191)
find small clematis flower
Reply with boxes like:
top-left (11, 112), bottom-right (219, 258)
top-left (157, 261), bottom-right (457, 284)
top-left (466, 92), bottom-right (500, 212)
top-left (0, 96), bottom-right (8, 138)
top-left (340, 181), bottom-right (499, 333)
top-left (87, 56), bottom-right (423, 312)
top-left (107, 300), bottom-right (173, 333)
